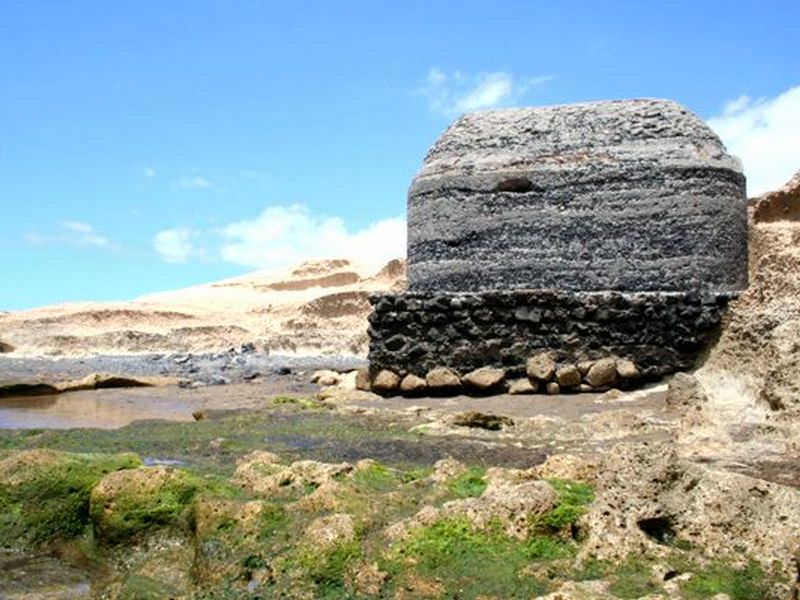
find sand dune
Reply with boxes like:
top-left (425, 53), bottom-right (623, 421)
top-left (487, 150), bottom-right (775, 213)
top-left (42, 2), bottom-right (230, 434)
top-left (0, 258), bottom-right (406, 357)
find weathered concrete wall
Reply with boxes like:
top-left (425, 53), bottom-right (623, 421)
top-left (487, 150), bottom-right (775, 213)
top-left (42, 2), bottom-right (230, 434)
top-left (407, 99), bottom-right (748, 293)
top-left (368, 290), bottom-right (732, 382)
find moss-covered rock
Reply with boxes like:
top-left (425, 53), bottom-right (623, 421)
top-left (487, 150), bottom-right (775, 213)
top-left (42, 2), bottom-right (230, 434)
top-left (0, 449), bottom-right (140, 547)
top-left (89, 465), bottom-right (202, 543)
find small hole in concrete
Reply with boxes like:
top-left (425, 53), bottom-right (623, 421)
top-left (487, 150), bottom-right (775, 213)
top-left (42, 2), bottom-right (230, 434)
top-left (494, 177), bottom-right (534, 193)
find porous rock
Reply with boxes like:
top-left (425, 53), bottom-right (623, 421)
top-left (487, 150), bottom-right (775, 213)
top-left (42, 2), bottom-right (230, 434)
top-left (312, 369), bottom-right (341, 387)
top-left (399, 373), bottom-right (427, 394)
top-left (407, 99), bottom-right (747, 293)
top-left (555, 364), bottom-right (581, 388)
top-left (461, 366), bottom-right (505, 391)
top-left (581, 441), bottom-right (800, 591)
top-left (425, 367), bottom-right (461, 391)
top-left (527, 352), bottom-right (556, 381)
top-left (355, 367), bottom-right (371, 391)
top-left (304, 513), bottom-right (355, 548)
top-left (752, 167), bottom-right (800, 223)
top-left (388, 475), bottom-right (558, 541)
top-left (371, 369), bottom-right (401, 393)
top-left (665, 372), bottom-right (708, 409)
top-left (585, 358), bottom-right (618, 388)
top-left (615, 359), bottom-right (640, 380)
top-left (508, 378), bottom-right (537, 394)
top-left (233, 452), bottom-right (352, 496)
top-left (451, 411), bottom-right (514, 431)
top-left (531, 453), bottom-right (599, 483)
top-left (577, 361), bottom-right (594, 376)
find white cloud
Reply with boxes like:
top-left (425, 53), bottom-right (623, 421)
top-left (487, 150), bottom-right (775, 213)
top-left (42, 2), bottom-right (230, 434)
top-left (142, 167), bottom-right (157, 179)
top-left (153, 204), bottom-right (406, 269)
top-left (220, 205), bottom-right (406, 269)
top-left (707, 85), bottom-right (800, 196)
top-left (173, 175), bottom-right (213, 190)
top-left (455, 73), bottom-right (513, 113)
top-left (59, 221), bottom-right (111, 248)
top-left (153, 228), bottom-right (195, 263)
top-left (419, 69), bottom-right (552, 116)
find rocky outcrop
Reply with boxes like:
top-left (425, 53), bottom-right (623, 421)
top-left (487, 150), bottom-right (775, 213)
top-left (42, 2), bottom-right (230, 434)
top-left (698, 169), bottom-right (800, 414)
top-left (581, 442), bottom-right (800, 593)
top-left (408, 99), bottom-right (747, 293)
top-left (752, 168), bottom-right (800, 223)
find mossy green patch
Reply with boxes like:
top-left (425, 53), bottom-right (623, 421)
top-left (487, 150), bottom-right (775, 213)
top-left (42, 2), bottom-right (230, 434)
top-left (116, 574), bottom-right (182, 600)
top-left (384, 517), bottom-right (572, 598)
top-left (272, 395), bottom-right (329, 410)
top-left (606, 557), bottom-right (663, 599)
top-left (295, 540), bottom-right (363, 594)
top-left (681, 560), bottom-right (777, 600)
top-left (540, 478), bottom-right (594, 532)
top-left (90, 467), bottom-right (204, 543)
top-left (0, 450), bottom-right (141, 547)
top-left (351, 462), bottom-right (402, 492)
top-left (446, 465), bottom-right (488, 499)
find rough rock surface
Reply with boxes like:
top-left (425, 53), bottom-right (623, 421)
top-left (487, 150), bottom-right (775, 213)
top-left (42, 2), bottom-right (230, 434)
top-left (371, 369), bottom-right (401, 394)
top-left (527, 353), bottom-right (556, 381)
top-left (461, 366), bottom-right (505, 391)
top-left (753, 168), bottom-right (800, 223)
top-left (585, 358), bottom-right (618, 388)
top-left (407, 99), bottom-right (747, 293)
top-left (581, 442), bottom-right (800, 591)
top-left (425, 367), bottom-right (461, 391)
top-left (698, 169), bottom-right (800, 414)
top-left (232, 452), bottom-right (353, 496)
top-left (386, 472), bottom-right (558, 542)
top-left (369, 290), bottom-right (730, 379)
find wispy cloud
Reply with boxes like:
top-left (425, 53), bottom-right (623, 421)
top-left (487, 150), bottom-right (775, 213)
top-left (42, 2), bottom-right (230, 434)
top-left (153, 204), bottom-right (406, 270)
top-left (142, 167), bottom-right (157, 179)
top-left (707, 85), bottom-right (800, 196)
top-left (153, 228), bottom-right (196, 263)
top-left (172, 175), bottom-right (213, 190)
top-left (419, 69), bottom-right (552, 116)
top-left (59, 221), bottom-right (112, 248)
top-left (23, 221), bottom-right (115, 250)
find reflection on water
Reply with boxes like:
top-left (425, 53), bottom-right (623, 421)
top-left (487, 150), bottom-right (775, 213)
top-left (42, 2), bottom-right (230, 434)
top-left (0, 388), bottom-right (195, 429)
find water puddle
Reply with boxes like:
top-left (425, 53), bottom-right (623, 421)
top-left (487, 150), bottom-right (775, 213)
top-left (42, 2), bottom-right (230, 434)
top-left (0, 551), bottom-right (91, 599)
top-left (0, 388), bottom-right (195, 429)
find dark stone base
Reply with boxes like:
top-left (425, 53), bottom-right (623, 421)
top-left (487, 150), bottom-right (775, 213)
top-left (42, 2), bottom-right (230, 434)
top-left (367, 290), bottom-right (734, 382)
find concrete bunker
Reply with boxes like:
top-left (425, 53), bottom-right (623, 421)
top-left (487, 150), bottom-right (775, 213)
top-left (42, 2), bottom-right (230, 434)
top-left (367, 98), bottom-right (748, 396)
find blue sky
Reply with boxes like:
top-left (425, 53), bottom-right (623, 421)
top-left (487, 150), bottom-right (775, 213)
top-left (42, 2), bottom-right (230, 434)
top-left (1, 1), bottom-right (799, 310)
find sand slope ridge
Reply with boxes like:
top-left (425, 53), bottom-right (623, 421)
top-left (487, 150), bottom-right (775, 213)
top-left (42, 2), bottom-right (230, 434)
top-left (0, 258), bottom-right (406, 358)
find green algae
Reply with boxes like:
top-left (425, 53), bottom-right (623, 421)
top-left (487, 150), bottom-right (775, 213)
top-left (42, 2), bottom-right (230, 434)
top-left (90, 467), bottom-right (204, 543)
top-left (540, 478), bottom-right (595, 532)
top-left (0, 450), bottom-right (140, 547)
top-left (382, 517), bottom-right (568, 598)
top-left (445, 465), bottom-right (488, 499)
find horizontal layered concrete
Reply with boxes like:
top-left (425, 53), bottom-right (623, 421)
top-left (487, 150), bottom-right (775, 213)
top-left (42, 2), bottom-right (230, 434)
top-left (407, 99), bottom-right (748, 293)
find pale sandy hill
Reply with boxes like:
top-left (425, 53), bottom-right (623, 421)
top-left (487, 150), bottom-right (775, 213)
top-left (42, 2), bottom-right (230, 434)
top-left (0, 258), bottom-right (406, 357)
